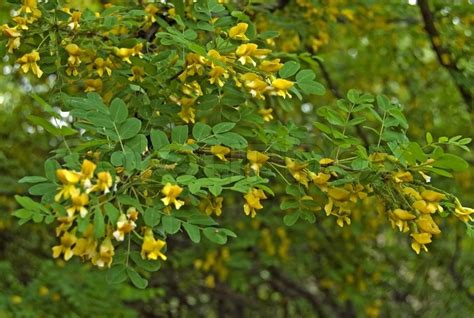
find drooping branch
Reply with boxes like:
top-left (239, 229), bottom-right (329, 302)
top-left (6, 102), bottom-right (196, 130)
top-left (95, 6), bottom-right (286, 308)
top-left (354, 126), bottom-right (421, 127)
top-left (417, 0), bottom-right (473, 111)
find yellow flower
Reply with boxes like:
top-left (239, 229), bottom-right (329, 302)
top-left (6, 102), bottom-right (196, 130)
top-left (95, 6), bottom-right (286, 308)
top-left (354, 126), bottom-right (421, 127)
top-left (247, 150), bottom-right (269, 175)
top-left (141, 228), bottom-right (167, 261)
top-left (68, 11), bottom-right (82, 30)
top-left (240, 73), bottom-right (268, 99)
top-left (52, 231), bottom-right (77, 261)
top-left (412, 189), bottom-right (445, 214)
top-left (113, 210), bottom-right (137, 241)
top-left (129, 66), bottom-right (145, 82)
top-left (57, 169), bottom-right (81, 185)
top-left (161, 183), bottom-right (185, 209)
top-left (200, 197), bottom-right (224, 216)
top-left (229, 23), bottom-right (249, 41)
top-left (65, 43), bottom-right (82, 66)
top-left (327, 187), bottom-right (351, 201)
top-left (178, 97), bottom-right (196, 124)
top-left (144, 4), bottom-right (160, 24)
top-left (16, 50), bottom-right (43, 78)
top-left (84, 79), bottom-right (103, 92)
top-left (80, 159), bottom-right (96, 187)
top-left (93, 57), bottom-right (113, 77)
top-left (55, 169), bottom-right (81, 202)
top-left (410, 232), bottom-right (432, 254)
top-left (270, 79), bottom-right (294, 98)
top-left (319, 158), bottom-right (335, 166)
top-left (211, 145), bottom-right (231, 161)
top-left (92, 237), bottom-right (115, 268)
top-left (336, 211), bottom-right (351, 227)
top-left (453, 199), bottom-right (474, 223)
top-left (208, 65), bottom-right (229, 87)
top-left (421, 190), bottom-right (445, 202)
top-left (259, 59), bottom-right (283, 72)
top-left (235, 43), bottom-right (271, 66)
top-left (73, 224), bottom-right (97, 260)
top-left (310, 172), bottom-right (331, 190)
top-left (258, 108), bottom-right (274, 121)
top-left (389, 208), bottom-right (416, 232)
top-left (90, 171), bottom-right (113, 194)
top-left (416, 214), bottom-right (441, 235)
top-left (368, 152), bottom-right (388, 164)
top-left (12, 17), bottom-right (30, 30)
top-left (66, 188), bottom-right (89, 217)
top-left (182, 81), bottom-right (203, 97)
top-left (1, 25), bottom-right (21, 53)
top-left (207, 49), bottom-right (231, 65)
top-left (243, 188), bottom-right (267, 218)
top-left (55, 216), bottom-right (74, 236)
top-left (179, 53), bottom-right (207, 81)
top-left (285, 157), bottom-right (309, 187)
top-left (115, 44), bottom-right (143, 64)
top-left (393, 171), bottom-right (413, 183)
top-left (19, 0), bottom-right (42, 18)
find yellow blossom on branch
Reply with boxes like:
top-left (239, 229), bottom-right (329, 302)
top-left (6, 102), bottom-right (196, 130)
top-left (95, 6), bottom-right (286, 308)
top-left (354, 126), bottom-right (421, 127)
top-left (229, 23), bottom-right (249, 41)
top-left (141, 228), bottom-right (167, 261)
top-left (211, 145), bottom-right (231, 161)
top-left (247, 150), bottom-right (269, 175)
top-left (52, 231), bottom-right (77, 261)
top-left (410, 232), bottom-right (432, 254)
top-left (258, 108), bottom-right (274, 121)
top-left (161, 183), bottom-right (184, 210)
top-left (270, 79), bottom-right (294, 98)
top-left (243, 188), bottom-right (267, 218)
top-left (92, 237), bottom-right (115, 268)
top-left (17, 50), bottom-right (43, 78)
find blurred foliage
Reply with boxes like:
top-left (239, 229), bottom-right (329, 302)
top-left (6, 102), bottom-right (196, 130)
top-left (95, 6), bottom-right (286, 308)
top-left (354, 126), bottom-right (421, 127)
top-left (0, 0), bottom-right (473, 317)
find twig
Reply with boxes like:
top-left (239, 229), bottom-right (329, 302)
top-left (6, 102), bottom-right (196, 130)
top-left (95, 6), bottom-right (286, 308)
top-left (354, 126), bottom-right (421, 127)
top-left (417, 0), bottom-right (473, 111)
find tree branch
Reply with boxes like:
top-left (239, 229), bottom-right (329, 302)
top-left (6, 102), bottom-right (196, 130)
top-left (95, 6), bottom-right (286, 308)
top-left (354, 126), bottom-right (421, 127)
top-left (314, 58), bottom-right (370, 148)
top-left (417, 0), bottom-right (473, 111)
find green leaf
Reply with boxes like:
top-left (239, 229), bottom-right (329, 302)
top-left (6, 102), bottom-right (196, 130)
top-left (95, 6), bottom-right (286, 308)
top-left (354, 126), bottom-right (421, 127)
top-left (433, 154), bottom-right (469, 172)
top-left (213, 122), bottom-right (236, 134)
top-left (104, 203), bottom-right (120, 225)
top-left (13, 209), bottom-right (33, 219)
top-left (18, 176), bottom-right (48, 184)
top-left (106, 265), bottom-right (128, 284)
top-left (151, 129), bottom-right (169, 150)
top-left (127, 268), bottom-right (148, 289)
top-left (15, 195), bottom-right (43, 212)
top-left (119, 118), bottom-right (142, 140)
top-left (110, 98), bottom-right (128, 124)
top-left (28, 183), bottom-right (57, 196)
top-left (216, 132), bottom-right (248, 149)
top-left (93, 208), bottom-right (105, 239)
top-left (283, 211), bottom-right (300, 226)
top-left (203, 227), bottom-right (227, 244)
top-left (197, 94), bottom-right (219, 111)
top-left (183, 223), bottom-right (201, 243)
top-left (162, 215), bottom-right (181, 234)
top-left (209, 184), bottom-right (222, 196)
top-left (296, 69), bottom-right (316, 82)
top-left (279, 61), bottom-right (300, 78)
top-left (351, 158), bottom-right (369, 170)
top-left (144, 207), bottom-right (161, 227)
top-left (130, 251), bottom-right (161, 271)
top-left (172, 125), bottom-right (189, 144)
top-left (376, 94), bottom-right (391, 111)
top-left (297, 80), bottom-right (325, 95)
top-left (192, 122), bottom-right (212, 140)
top-left (347, 89), bottom-right (360, 104)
